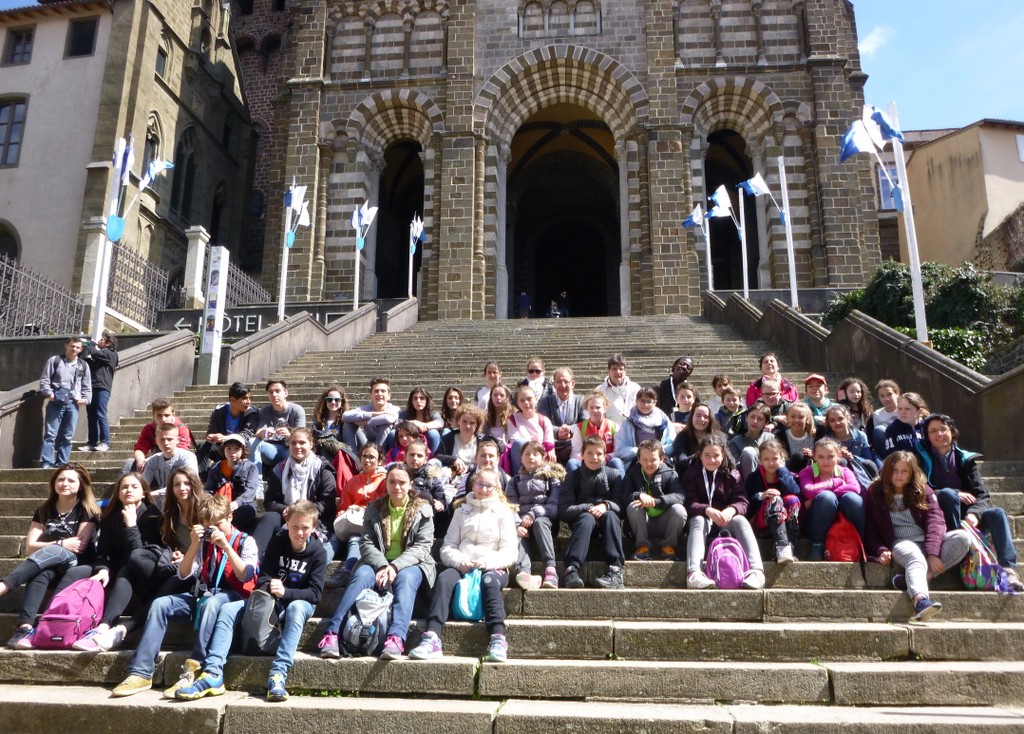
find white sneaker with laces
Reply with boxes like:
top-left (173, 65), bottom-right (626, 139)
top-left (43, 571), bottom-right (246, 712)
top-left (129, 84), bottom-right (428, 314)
top-left (687, 570), bottom-right (716, 589)
top-left (741, 569), bottom-right (766, 589)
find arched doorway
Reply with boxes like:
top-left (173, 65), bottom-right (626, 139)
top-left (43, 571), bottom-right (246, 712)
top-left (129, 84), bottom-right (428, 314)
top-left (507, 104), bottom-right (619, 317)
top-left (704, 129), bottom-right (760, 290)
top-left (374, 140), bottom-right (424, 298)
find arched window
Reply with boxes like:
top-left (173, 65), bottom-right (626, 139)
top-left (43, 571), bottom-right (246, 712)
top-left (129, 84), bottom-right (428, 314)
top-left (142, 112), bottom-right (162, 177)
top-left (0, 97), bottom-right (28, 168)
top-left (170, 128), bottom-right (199, 221)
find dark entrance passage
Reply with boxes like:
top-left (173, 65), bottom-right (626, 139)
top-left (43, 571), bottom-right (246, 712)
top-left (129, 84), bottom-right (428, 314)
top-left (374, 140), bottom-right (424, 298)
top-left (704, 129), bottom-right (761, 290)
top-left (508, 104), bottom-right (619, 317)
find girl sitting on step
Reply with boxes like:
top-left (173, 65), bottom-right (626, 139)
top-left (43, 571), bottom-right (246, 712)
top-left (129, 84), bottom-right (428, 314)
top-left (0, 463), bottom-right (100, 649)
top-left (864, 451), bottom-right (972, 621)
top-left (798, 438), bottom-right (863, 561)
top-left (440, 386), bottom-right (465, 435)
top-left (745, 439), bottom-right (801, 566)
top-left (484, 383), bottom-right (514, 447)
top-left (475, 361), bottom-right (503, 410)
top-left (399, 387), bottom-right (444, 455)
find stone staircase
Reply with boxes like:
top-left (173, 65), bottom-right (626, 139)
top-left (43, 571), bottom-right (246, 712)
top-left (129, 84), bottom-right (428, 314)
top-left (1, 316), bottom-right (1023, 732)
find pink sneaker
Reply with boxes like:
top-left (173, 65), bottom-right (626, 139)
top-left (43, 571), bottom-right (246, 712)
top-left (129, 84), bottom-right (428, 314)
top-left (541, 567), bottom-right (558, 589)
top-left (380, 635), bottom-right (404, 660)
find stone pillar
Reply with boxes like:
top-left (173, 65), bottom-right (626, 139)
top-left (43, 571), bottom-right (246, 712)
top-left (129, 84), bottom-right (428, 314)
top-left (362, 153), bottom-right (384, 301)
top-left (435, 133), bottom-right (477, 319)
top-left (471, 136), bottom-right (486, 319)
top-left (183, 225), bottom-right (210, 308)
top-left (311, 140), bottom-right (331, 301)
top-left (494, 144), bottom-right (510, 319)
top-left (402, 16), bottom-right (412, 77)
top-left (79, 217), bottom-right (107, 330)
top-left (752, 0), bottom-right (766, 65)
top-left (710, 0), bottom-right (725, 67)
top-left (362, 17), bottom-right (374, 76)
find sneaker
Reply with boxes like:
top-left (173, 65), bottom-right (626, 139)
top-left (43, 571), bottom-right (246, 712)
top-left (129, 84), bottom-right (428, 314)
top-left (541, 567), bottom-right (558, 589)
top-left (632, 545), bottom-right (652, 561)
top-left (891, 574), bottom-right (907, 591)
top-left (913, 597), bottom-right (943, 621)
top-left (1005, 568), bottom-right (1024, 593)
top-left (7, 625), bottom-right (33, 649)
top-left (594, 568), bottom-right (625, 589)
top-left (95, 443), bottom-right (110, 452)
top-left (318, 631), bottom-right (340, 659)
top-left (176, 671), bottom-right (225, 700)
top-left (324, 564), bottom-right (351, 589)
top-left (515, 571), bottom-right (542, 591)
top-left (808, 543), bottom-right (825, 562)
top-left (113, 674), bottom-right (152, 697)
top-left (485, 633), bottom-right (508, 663)
top-left (79, 444), bottom-right (94, 452)
top-left (561, 567), bottom-right (585, 589)
top-left (163, 658), bottom-right (201, 699)
top-left (687, 570), bottom-right (716, 589)
top-left (408, 631), bottom-right (443, 660)
top-left (82, 624), bottom-right (124, 652)
top-left (266, 673), bottom-right (289, 702)
top-left (660, 546), bottom-right (678, 561)
top-left (741, 569), bottom-right (766, 589)
top-left (380, 635), bottom-right (404, 660)
top-left (775, 543), bottom-right (795, 566)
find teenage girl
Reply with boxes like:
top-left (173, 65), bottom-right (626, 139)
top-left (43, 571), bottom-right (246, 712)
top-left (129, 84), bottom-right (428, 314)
top-left (312, 384), bottom-right (348, 441)
top-left (484, 383), bottom-right (514, 445)
top-left (837, 377), bottom-right (872, 432)
top-left (682, 437), bottom-right (765, 589)
top-left (798, 437), bottom-right (862, 561)
top-left (506, 385), bottom-right (556, 474)
top-left (671, 402), bottom-right (727, 473)
top-left (745, 438), bottom-right (801, 565)
top-left (441, 387), bottom-right (465, 434)
top-left (866, 379), bottom-right (901, 456)
top-left (476, 361), bottom-right (503, 409)
top-left (864, 451), bottom-right (972, 620)
top-left (400, 387), bottom-right (444, 454)
top-left (325, 443), bottom-right (386, 589)
top-left (882, 392), bottom-right (928, 458)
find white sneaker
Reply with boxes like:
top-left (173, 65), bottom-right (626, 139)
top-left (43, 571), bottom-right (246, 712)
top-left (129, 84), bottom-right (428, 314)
top-left (775, 543), bottom-right (795, 566)
top-left (687, 570), bottom-right (716, 589)
top-left (515, 571), bottom-right (541, 590)
top-left (742, 569), bottom-right (766, 589)
top-left (95, 443), bottom-right (110, 452)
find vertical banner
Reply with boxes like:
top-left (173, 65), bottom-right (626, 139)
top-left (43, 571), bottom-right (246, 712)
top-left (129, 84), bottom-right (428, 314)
top-left (198, 246), bottom-right (229, 385)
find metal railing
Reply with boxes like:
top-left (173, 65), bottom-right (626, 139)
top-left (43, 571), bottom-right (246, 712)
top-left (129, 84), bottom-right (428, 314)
top-left (107, 242), bottom-right (169, 329)
top-left (204, 245), bottom-right (272, 307)
top-left (0, 254), bottom-right (84, 336)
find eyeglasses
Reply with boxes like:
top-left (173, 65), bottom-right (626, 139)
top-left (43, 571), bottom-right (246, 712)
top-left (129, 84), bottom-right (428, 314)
top-left (360, 454), bottom-right (379, 461)
top-left (762, 391), bottom-right (780, 397)
top-left (325, 397), bottom-right (342, 403)
top-left (474, 483), bottom-right (497, 490)
top-left (527, 369), bottom-right (542, 374)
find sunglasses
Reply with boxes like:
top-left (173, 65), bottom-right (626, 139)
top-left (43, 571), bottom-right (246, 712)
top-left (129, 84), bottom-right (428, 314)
top-left (325, 397), bottom-right (343, 403)
top-left (527, 368), bottom-right (542, 374)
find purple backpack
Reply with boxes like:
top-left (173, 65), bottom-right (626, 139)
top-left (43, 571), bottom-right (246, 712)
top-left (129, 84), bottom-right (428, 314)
top-left (34, 578), bottom-right (105, 649)
top-left (705, 535), bottom-right (749, 590)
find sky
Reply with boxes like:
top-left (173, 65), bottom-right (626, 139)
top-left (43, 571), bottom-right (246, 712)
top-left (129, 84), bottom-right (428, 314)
top-left (2, 0), bottom-right (1021, 130)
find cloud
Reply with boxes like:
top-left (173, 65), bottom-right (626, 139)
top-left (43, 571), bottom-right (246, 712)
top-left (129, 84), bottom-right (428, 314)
top-left (859, 26), bottom-right (893, 57)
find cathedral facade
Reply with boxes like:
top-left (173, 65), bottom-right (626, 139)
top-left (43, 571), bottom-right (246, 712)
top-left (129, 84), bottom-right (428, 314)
top-left (234, 0), bottom-right (880, 319)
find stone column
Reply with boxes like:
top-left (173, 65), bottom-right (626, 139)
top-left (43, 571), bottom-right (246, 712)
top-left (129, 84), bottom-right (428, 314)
top-left (494, 143), bottom-right (511, 319)
top-left (752, 0), bottom-right (766, 65)
top-left (361, 153), bottom-right (385, 301)
top-left (402, 16), bottom-right (413, 77)
top-left (78, 217), bottom-right (107, 330)
top-left (472, 136), bottom-right (486, 319)
top-left (183, 225), bottom-right (210, 309)
top-left (311, 140), bottom-right (332, 301)
top-left (710, 0), bottom-right (725, 67)
top-left (435, 133), bottom-right (477, 319)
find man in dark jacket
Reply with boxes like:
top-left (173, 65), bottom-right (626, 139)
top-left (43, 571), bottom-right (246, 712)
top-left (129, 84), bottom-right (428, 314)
top-left (82, 332), bottom-right (118, 452)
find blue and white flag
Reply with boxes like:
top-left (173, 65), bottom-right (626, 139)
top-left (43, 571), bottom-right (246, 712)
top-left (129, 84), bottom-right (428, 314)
top-left (709, 184), bottom-right (733, 213)
top-left (351, 201), bottom-right (378, 234)
top-left (839, 120), bottom-right (876, 162)
top-left (284, 179), bottom-right (311, 247)
top-left (738, 173), bottom-right (771, 197)
top-left (410, 215), bottom-right (425, 253)
top-left (138, 160), bottom-right (174, 190)
top-left (870, 107), bottom-right (905, 144)
top-left (682, 204), bottom-right (704, 229)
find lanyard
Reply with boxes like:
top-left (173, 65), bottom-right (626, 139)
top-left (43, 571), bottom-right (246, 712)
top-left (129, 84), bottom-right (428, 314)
top-left (703, 469), bottom-right (717, 504)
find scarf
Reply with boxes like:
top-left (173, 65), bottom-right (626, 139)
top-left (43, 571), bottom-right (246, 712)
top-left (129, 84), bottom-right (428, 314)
top-left (281, 453), bottom-right (323, 505)
top-left (628, 406), bottom-right (664, 443)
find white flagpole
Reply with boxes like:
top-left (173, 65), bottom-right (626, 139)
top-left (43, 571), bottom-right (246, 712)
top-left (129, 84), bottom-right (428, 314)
top-left (408, 226), bottom-right (415, 299)
top-left (889, 102), bottom-right (928, 343)
top-left (277, 203), bottom-right (293, 322)
top-left (92, 139), bottom-right (126, 340)
top-left (704, 222), bottom-right (714, 291)
top-left (353, 230), bottom-right (361, 311)
top-left (777, 155), bottom-right (800, 310)
top-left (738, 186), bottom-right (750, 299)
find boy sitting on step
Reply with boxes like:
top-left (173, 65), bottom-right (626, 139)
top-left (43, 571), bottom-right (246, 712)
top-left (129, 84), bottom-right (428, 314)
top-left (175, 500), bottom-right (326, 703)
top-left (123, 397), bottom-right (194, 472)
top-left (141, 422), bottom-right (200, 499)
top-left (112, 494), bottom-right (258, 698)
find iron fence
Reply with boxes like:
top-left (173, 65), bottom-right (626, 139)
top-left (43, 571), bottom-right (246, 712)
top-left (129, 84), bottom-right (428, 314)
top-left (107, 242), bottom-right (169, 329)
top-left (0, 254), bottom-right (84, 336)
top-left (204, 245), bottom-right (272, 306)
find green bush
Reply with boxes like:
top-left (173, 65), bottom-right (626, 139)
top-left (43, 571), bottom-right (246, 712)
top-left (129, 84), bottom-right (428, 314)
top-left (895, 327), bottom-right (990, 372)
top-left (927, 262), bottom-right (1004, 329)
top-left (822, 289), bottom-right (864, 328)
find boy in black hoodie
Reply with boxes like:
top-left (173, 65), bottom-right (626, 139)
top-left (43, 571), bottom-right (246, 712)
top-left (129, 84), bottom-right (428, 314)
top-left (560, 435), bottom-right (626, 589)
top-left (176, 500), bottom-right (327, 703)
top-left (622, 439), bottom-right (687, 560)
top-left (404, 439), bottom-right (447, 537)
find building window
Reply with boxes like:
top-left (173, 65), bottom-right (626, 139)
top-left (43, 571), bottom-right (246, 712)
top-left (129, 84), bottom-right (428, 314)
top-left (273, 0), bottom-right (286, 11)
top-left (878, 166), bottom-right (899, 211)
top-left (0, 98), bottom-right (28, 167)
top-left (170, 128), bottom-right (198, 221)
top-left (3, 27), bottom-right (34, 65)
top-left (66, 17), bottom-right (99, 58)
top-left (155, 46), bottom-right (167, 77)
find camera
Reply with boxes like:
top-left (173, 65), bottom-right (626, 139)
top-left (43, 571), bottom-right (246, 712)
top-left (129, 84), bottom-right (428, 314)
top-left (202, 527), bottom-right (214, 541)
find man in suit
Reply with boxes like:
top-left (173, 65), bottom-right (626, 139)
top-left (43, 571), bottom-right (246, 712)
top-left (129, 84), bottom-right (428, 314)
top-left (538, 367), bottom-right (587, 466)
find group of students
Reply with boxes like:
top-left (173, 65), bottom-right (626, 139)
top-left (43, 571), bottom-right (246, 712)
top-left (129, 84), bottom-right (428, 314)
top-left (3, 350), bottom-right (1019, 700)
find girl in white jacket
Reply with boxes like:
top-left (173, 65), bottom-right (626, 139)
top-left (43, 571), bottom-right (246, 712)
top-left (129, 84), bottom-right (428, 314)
top-left (408, 468), bottom-right (518, 663)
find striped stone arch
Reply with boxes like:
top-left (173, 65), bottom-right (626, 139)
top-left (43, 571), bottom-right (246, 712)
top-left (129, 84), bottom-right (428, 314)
top-left (341, 90), bottom-right (446, 155)
top-left (359, 0), bottom-right (449, 22)
top-left (475, 45), bottom-right (648, 143)
top-left (681, 77), bottom-right (785, 140)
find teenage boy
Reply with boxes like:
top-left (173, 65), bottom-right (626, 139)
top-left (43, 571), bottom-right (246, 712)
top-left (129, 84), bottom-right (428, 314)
top-left (597, 354), bottom-right (640, 424)
top-left (656, 357), bottom-right (694, 415)
top-left (142, 422), bottom-right (200, 494)
top-left (538, 367), bottom-right (587, 465)
top-left (81, 331), bottom-right (118, 452)
top-left (251, 379), bottom-right (306, 476)
top-left (622, 439), bottom-right (686, 560)
top-left (176, 500), bottom-right (327, 703)
top-left (560, 436), bottom-right (626, 589)
top-left (342, 376), bottom-right (400, 449)
top-left (39, 336), bottom-right (91, 468)
top-left (124, 398), bottom-right (194, 473)
top-left (201, 382), bottom-right (259, 463)
top-left (112, 494), bottom-right (259, 697)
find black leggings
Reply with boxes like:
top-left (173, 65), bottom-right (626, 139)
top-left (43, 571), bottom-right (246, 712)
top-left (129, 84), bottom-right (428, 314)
top-left (426, 567), bottom-right (509, 636)
top-left (2, 559), bottom-right (75, 626)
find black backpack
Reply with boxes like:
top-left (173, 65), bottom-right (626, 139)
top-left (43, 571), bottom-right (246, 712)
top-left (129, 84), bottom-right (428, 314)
top-left (339, 586), bottom-right (393, 657)
top-left (239, 588), bottom-right (282, 655)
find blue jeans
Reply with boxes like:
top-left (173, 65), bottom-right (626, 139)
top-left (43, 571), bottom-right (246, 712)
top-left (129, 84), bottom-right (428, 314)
top-left (86, 388), bottom-right (110, 446)
top-left (40, 400), bottom-right (79, 467)
top-left (126, 589), bottom-right (241, 679)
top-left (250, 439), bottom-right (290, 477)
top-left (325, 563), bottom-right (422, 642)
top-left (935, 488), bottom-right (1017, 566)
top-left (806, 491), bottom-right (865, 545)
top-left (202, 598), bottom-right (313, 680)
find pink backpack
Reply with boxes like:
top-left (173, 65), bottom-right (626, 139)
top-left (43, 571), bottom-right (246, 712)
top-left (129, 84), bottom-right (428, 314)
top-left (34, 578), bottom-right (105, 649)
top-left (705, 535), bottom-right (749, 590)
